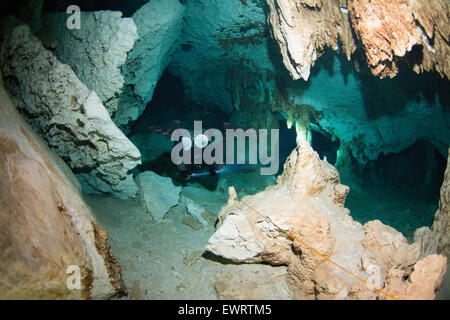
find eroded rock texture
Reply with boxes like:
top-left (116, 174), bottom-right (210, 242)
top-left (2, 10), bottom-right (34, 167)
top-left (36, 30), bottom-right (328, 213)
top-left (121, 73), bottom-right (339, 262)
top-left (168, 0), bottom-right (449, 165)
top-left (0, 83), bottom-right (126, 299)
top-left (266, 0), bottom-right (449, 80)
top-left (207, 138), bottom-right (447, 299)
top-left (44, 0), bottom-right (185, 132)
top-left (348, 0), bottom-right (450, 79)
top-left (433, 150), bottom-right (450, 257)
top-left (0, 25), bottom-right (141, 199)
top-left (114, 0), bottom-right (185, 131)
top-left (266, 0), bottom-right (356, 81)
top-left (383, 254), bottom-right (447, 300)
top-left (45, 11), bottom-right (139, 115)
top-left (283, 54), bottom-right (450, 163)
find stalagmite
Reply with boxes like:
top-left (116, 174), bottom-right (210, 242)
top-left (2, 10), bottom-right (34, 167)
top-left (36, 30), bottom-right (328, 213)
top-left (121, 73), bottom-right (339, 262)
top-left (207, 138), bottom-right (447, 299)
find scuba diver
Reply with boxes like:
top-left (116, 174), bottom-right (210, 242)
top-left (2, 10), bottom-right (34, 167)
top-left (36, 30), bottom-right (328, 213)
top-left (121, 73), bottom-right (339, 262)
top-left (147, 120), bottom-right (224, 180)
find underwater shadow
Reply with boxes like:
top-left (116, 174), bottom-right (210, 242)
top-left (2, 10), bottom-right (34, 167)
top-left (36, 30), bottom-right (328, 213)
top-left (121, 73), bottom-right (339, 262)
top-left (203, 251), bottom-right (281, 267)
top-left (136, 152), bottom-right (187, 187)
top-left (202, 251), bottom-right (246, 266)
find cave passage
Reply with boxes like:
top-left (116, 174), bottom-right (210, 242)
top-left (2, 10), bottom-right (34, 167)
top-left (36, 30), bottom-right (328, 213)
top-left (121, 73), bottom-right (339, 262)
top-left (310, 124), bottom-right (339, 165)
top-left (129, 63), bottom-right (445, 241)
top-left (129, 68), bottom-right (282, 194)
top-left (2, 0), bottom-right (449, 301)
top-left (344, 139), bottom-right (446, 240)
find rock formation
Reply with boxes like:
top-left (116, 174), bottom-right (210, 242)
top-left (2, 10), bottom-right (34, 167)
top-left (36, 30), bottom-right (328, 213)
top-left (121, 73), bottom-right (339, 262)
top-left (21, 1), bottom-right (448, 165)
top-left (115, 0), bottom-right (185, 131)
top-left (383, 254), bottom-right (447, 300)
top-left (413, 226), bottom-right (440, 260)
top-left (433, 149), bottom-right (450, 257)
top-left (44, 0), bottom-right (185, 132)
top-left (266, 0), bottom-right (356, 81)
top-left (0, 25), bottom-right (141, 199)
top-left (45, 11), bottom-right (139, 115)
top-left (181, 195), bottom-right (217, 229)
top-left (169, 0), bottom-right (449, 165)
top-left (283, 54), bottom-right (450, 163)
top-left (265, 0), bottom-right (449, 81)
top-left (136, 171), bottom-right (182, 222)
top-left (0, 82), bottom-right (126, 299)
top-left (206, 138), bottom-right (447, 299)
top-left (348, 0), bottom-right (449, 80)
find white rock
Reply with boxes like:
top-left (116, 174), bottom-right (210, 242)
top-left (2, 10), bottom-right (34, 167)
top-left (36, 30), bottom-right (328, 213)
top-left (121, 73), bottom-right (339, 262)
top-left (114, 0), bottom-right (185, 131)
top-left (45, 1), bottom-right (185, 132)
top-left (136, 171), bottom-right (181, 222)
top-left (206, 210), bottom-right (265, 262)
top-left (0, 25), bottom-right (141, 199)
top-left (44, 11), bottom-right (138, 115)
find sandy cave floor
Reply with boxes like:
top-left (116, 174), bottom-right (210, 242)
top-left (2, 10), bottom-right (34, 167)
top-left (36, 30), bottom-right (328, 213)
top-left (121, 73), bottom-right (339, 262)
top-left (83, 198), bottom-right (293, 300)
top-left (83, 170), bottom-right (292, 300)
top-left (83, 167), bottom-right (450, 300)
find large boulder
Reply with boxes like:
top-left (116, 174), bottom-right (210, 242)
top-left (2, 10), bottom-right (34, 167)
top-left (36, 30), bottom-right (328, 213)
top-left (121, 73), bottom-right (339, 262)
top-left (0, 25), bottom-right (141, 199)
top-left (114, 0), bottom-right (185, 131)
top-left (43, 0), bottom-right (185, 133)
top-left (136, 171), bottom-right (182, 222)
top-left (383, 254), bottom-right (447, 300)
top-left (206, 138), bottom-right (447, 299)
top-left (0, 82), bottom-right (126, 299)
top-left (44, 11), bottom-right (139, 115)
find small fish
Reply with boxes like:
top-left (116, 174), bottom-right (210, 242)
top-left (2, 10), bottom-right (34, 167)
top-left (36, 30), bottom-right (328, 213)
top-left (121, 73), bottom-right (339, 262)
top-left (147, 120), bottom-right (182, 137)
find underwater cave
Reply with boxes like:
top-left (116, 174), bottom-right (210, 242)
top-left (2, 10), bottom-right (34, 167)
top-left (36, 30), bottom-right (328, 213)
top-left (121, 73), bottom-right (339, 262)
top-left (0, 0), bottom-right (449, 303)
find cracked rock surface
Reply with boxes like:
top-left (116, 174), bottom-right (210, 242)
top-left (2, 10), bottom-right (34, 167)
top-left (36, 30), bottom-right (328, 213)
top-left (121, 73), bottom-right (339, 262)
top-left (0, 25), bottom-right (141, 199)
top-left (136, 171), bottom-right (182, 222)
top-left (44, 0), bottom-right (185, 133)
